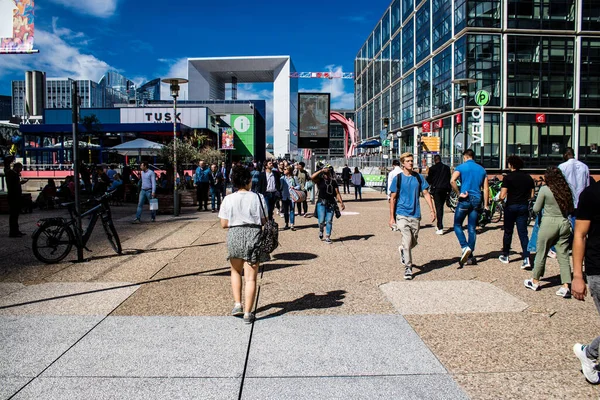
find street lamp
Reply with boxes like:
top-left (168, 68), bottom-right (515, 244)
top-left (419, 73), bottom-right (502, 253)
top-left (161, 77), bottom-right (188, 216)
top-left (452, 78), bottom-right (476, 160)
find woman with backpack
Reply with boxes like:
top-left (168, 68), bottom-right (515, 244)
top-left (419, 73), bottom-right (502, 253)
top-left (524, 166), bottom-right (574, 298)
top-left (218, 165), bottom-right (269, 324)
top-left (280, 166), bottom-right (301, 231)
top-left (351, 167), bottom-right (363, 201)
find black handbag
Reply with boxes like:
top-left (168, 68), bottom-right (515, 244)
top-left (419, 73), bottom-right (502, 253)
top-left (257, 193), bottom-right (279, 254)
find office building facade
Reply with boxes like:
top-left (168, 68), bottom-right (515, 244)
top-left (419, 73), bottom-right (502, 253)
top-left (355, 0), bottom-right (600, 169)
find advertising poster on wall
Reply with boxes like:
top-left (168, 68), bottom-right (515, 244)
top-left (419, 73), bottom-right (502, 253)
top-left (1, 0), bottom-right (38, 53)
top-left (221, 127), bottom-right (235, 150)
top-left (298, 93), bottom-right (330, 149)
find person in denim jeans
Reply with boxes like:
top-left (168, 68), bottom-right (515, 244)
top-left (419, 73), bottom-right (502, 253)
top-left (208, 163), bottom-right (223, 212)
top-left (133, 162), bottom-right (156, 223)
top-left (497, 155), bottom-right (535, 268)
top-left (311, 165), bottom-right (345, 244)
top-left (451, 149), bottom-right (489, 267)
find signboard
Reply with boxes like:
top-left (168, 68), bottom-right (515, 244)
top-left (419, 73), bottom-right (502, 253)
top-left (221, 127), bottom-right (234, 150)
top-left (230, 114), bottom-right (254, 157)
top-left (0, 0), bottom-right (38, 53)
top-left (120, 107), bottom-right (209, 129)
top-left (471, 107), bottom-right (484, 147)
top-left (298, 92), bottom-right (330, 149)
top-left (536, 113), bottom-right (546, 124)
top-left (421, 136), bottom-right (441, 153)
top-left (432, 119), bottom-right (443, 130)
top-left (456, 113), bottom-right (462, 124)
top-left (422, 121), bottom-right (431, 132)
top-left (475, 90), bottom-right (490, 107)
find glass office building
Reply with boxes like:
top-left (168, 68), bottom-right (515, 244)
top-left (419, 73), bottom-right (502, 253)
top-left (355, 0), bottom-right (600, 169)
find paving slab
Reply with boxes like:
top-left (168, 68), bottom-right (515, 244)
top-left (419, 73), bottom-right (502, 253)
top-left (246, 315), bottom-right (446, 377)
top-left (0, 316), bottom-right (102, 376)
top-left (44, 316), bottom-right (250, 378)
top-left (0, 283), bottom-right (25, 299)
top-left (13, 377), bottom-right (240, 400)
top-left (0, 282), bottom-right (139, 316)
top-left (0, 378), bottom-right (31, 400)
top-left (242, 375), bottom-right (468, 400)
top-left (380, 280), bottom-right (529, 315)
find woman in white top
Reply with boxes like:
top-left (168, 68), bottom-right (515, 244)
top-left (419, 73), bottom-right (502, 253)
top-left (218, 165), bottom-right (268, 324)
top-left (280, 165), bottom-right (301, 231)
top-left (351, 167), bottom-right (363, 201)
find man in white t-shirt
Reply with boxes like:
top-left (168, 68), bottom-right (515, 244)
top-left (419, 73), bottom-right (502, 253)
top-left (559, 147), bottom-right (590, 210)
top-left (387, 159), bottom-right (401, 200)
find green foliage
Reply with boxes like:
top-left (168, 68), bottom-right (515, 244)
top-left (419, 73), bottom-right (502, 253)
top-left (160, 138), bottom-right (200, 166)
top-left (198, 147), bottom-right (224, 165)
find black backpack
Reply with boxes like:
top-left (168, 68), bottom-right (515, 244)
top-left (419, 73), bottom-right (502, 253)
top-left (393, 172), bottom-right (423, 215)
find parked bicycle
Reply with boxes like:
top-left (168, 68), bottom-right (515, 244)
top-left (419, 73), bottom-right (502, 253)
top-left (32, 191), bottom-right (122, 264)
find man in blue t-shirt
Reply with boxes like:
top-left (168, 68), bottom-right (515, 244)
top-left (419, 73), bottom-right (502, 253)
top-left (451, 149), bottom-right (489, 267)
top-left (194, 160), bottom-right (211, 211)
top-left (389, 152), bottom-right (436, 280)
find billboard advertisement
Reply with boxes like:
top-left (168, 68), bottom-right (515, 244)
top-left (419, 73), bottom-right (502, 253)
top-left (221, 127), bottom-right (234, 150)
top-left (1, 0), bottom-right (37, 53)
top-left (230, 114), bottom-right (255, 158)
top-left (298, 93), bottom-right (330, 149)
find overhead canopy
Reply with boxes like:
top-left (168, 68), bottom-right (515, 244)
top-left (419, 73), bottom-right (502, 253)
top-left (108, 138), bottom-right (164, 156)
top-left (357, 139), bottom-right (381, 148)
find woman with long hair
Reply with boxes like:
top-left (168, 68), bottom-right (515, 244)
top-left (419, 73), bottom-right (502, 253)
top-left (218, 165), bottom-right (269, 324)
top-left (280, 165), bottom-right (300, 231)
top-left (524, 166), bottom-right (574, 298)
top-left (351, 167), bottom-right (363, 201)
top-left (310, 164), bottom-right (345, 244)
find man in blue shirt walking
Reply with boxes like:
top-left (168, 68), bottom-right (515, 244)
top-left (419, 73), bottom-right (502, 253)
top-left (389, 152), bottom-right (436, 280)
top-left (133, 161), bottom-right (156, 223)
top-left (451, 149), bottom-right (489, 267)
top-left (195, 160), bottom-right (210, 211)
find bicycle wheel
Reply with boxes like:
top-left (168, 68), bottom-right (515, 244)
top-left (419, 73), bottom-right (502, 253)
top-left (446, 191), bottom-right (458, 212)
top-left (102, 218), bottom-right (122, 254)
top-left (32, 221), bottom-right (74, 264)
top-left (491, 202), bottom-right (503, 223)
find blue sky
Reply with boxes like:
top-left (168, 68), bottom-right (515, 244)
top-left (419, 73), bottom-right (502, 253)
top-left (0, 0), bottom-right (390, 138)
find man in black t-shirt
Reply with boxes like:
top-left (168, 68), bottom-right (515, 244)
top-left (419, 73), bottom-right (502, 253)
top-left (426, 155), bottom-right (451, 234)
top-left (498, 156), bottom-right (535, 268)
top-left (572, 181), bottom-right (600, 384)
top-left (341, 164), bottom-right (351, 194)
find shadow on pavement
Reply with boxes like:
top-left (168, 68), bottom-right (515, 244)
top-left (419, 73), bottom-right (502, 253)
top-left (290, 223), bottom-right (318, 231)
top-left (336, 234), bottom-right (375, 242)
top-left (81, 242), bottom-right (224, 262)
top-left (272, 252), bottom-right (318, 261)
top-left (345, 198), bottom-right (385, 203)
top-left (255, 290), bottom-right (347, 320)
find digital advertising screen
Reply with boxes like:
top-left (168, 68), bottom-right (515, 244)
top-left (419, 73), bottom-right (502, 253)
top-left (220, 127), bottom-right (235, 150)
top-left (298, 92), bottom-right (330, 149)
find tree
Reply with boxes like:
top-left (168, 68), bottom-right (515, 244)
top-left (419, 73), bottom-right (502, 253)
top-left (160, 138), bottom-right (200, 168)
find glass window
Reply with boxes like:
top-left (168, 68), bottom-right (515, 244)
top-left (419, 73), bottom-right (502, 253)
top-left (507, 0), bottom-right (575, 30)
top-left (368, 33), bottom-right (373, 59)
top-left (415, 61), bottom-right (431, 122)
top-left (362, 66), bottom-right (369, 105)
top-left (402, 18), bottom-right (414, 74)
top-left (382, 10), bottom-right (391, 45)
top-left (391, 81), bottom-right (402, 130)
top-left (402, 0), bottom-right (413, 23)
top-left (580, 39), bottom-right (600, 108)
top-left (507, 36), bottom-right (574, 107)
top-left (455, 0), bottom-right (467, 32)
top-left (507, 114), bottom-right (572, 168)
top-left (415, 1), bottom-right (430, 64)
top-left (391, 0), bottom-right (401, 34)
top-left (382, 45), bottom-right (391, 89)
top-left (579, 115), bottom-right (600, 168)
top-left (391, 35), bottom-right (401, 83)
top-left (355, 76), bottom-right (362, 109)
top-left (582, 0), bottom-right (600, 31)
top-left (374, 53), bottom-right (382, 95)
top-left (468, 113), bottom-right (501, 169)
top-left (402, 73), bottom-right (415, 126)
top-left (432, 0), bottom-right (452, 51)
top-left (374, 22), bottom-right (382, 56)
top-left (432, 46), bottom-right (452, 116)
top-left (368, 63), bottom-right (374, 101)
top-left (467, 0), bottom-right (501, 28)
top-left (382, 88), bottom-right (391, 122)
top-left (367, 101), bottom-right (374, 138)
top-left (374, 95), bottom-right (382, 133)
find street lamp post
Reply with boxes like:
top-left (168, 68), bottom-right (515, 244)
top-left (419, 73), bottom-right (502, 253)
top-left (161, 78), bottom-right (188, 216)
top-left (452, 78), bottom-right (476, 166)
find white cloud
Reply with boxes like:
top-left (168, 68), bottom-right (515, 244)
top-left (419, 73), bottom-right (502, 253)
top-left (158, 58), bottom-right (188, 100)
top-left (0, 21), bottom-right (114, 83)
top-left (47, 0), bottom-right (119, 18)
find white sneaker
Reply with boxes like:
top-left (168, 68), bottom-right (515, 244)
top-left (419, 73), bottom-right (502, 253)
top-left (460, 247), bottom-right (472, 265)
top-left (521, 258), bottom-right (531, 269)
top-left (523, 279), bottom-right (540, 291)
top-left (498, 255), bottom-right (510, 264)
top-left (435, 229), bottom-right (444, 235)
top-left (556, 287), bottom-right (571, 298)
top-left (573, 343), bottom-right (600, 384)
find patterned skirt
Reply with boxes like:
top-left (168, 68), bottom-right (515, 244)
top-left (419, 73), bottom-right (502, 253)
top-left (226, 225), bottom-right (270, 264)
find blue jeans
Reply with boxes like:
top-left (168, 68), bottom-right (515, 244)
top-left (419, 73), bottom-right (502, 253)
top-left (453, 196), bottom-right (481, 252)
top-left (502, 203), bottom-right (530, 258)
top-left (282, 199), bottom-right (295, 225)
top-left (136, 189), bottom-right (156, 220)
top-left (264, 192), bottom-right (277, 220)
top-left (210, 186), bottom-right (221, 210)
top-left (317, 201), bottom-right (335, 236)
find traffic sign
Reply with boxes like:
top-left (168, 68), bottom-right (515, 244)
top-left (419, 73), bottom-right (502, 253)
top-left (475, 90), bottom-right (490, 107)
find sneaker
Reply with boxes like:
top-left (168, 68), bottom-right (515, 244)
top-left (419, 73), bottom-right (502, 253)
top-left (399, 247), bottom-right (406, 266)
top-left (467, 257), bottom-right (477, 266)
top-left (324, 237), bottom-right (332, 244)
top-left (319, 230), bottom-right (324, 240)
top-left (404, 266), bottom-right (413, 280)
top-left (243, 312), bottom-right (255, 325)
top-left (523, 279), bottom-right (540, 291)
top-left (283, 225), bottom-right (290, 230)
top-left (435, 229), bottom-right (444, 235)
top-left (132, 218), bottom-right (141, 224)
top-left (231, 304), bottom-right (243, 316)
top-left (547, 249), bottom-right (557, 258)
top-left (556, 287), bottom-right (571, 298)
top-left (521, 258), bottom-right (531, 269)
top-left (290, 226), bottom-right (296, 231)
top-left (573, 343), bottom-right (600, 384)
top-left (460, 247), bottom-right (472, 265)
top-left (498, 255), bottom-right (510, 264)
top-left (151, 217), bottom-right (156, 222)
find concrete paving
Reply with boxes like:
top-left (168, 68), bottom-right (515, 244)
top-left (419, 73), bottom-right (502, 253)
top-left (0, 189), bottom-right (598, 399)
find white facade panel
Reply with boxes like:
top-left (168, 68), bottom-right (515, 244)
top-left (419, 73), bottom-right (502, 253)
top-left (119, 107), bottom-right (208, 128)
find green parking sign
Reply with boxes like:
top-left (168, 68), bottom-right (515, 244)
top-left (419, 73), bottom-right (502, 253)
top-left (475, 90), bottom-right (490, 106)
